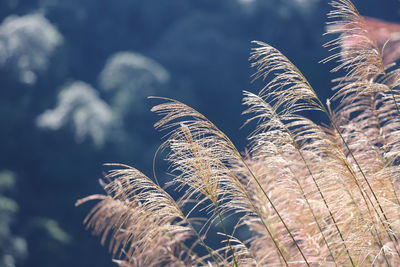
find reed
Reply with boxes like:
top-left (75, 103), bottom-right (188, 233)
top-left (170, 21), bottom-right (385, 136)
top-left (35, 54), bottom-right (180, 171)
top-left (77, 1), bottom-right (400, 265)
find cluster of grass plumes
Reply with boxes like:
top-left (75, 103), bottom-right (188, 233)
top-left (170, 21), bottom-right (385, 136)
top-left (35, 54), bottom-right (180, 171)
top-left (77, 1), bottom-right (400, 266)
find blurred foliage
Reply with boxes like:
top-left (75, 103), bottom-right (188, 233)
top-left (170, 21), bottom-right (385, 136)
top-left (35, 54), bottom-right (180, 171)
top-left (0, 0), bottom-right (398, 266)
top-left (0, 171), bottom-right (27, 267)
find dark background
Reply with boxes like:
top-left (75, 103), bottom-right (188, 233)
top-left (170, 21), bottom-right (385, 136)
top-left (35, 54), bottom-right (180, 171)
top-left (0, 0), bottom-right (398, 266)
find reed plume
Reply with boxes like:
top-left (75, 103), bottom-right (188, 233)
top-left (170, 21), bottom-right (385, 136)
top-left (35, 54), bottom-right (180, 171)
top-left (77, 0), bottom-right (400, 265)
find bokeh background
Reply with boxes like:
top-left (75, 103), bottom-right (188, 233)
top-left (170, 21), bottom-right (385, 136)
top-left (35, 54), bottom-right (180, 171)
top-left (0, 0), bottom-right (398, 266)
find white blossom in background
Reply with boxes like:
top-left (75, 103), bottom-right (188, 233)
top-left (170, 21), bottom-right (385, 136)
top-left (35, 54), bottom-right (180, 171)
top-left (99, 51), bottom-right (169, 114)
top-left (99, 51), bottom-right (169, 92)
top-left (0, 171), bottom-right (28, 267)
top-left (36, 81), bottom-right (117, 146)
top-left (0, 13), bottom-right (63, 84)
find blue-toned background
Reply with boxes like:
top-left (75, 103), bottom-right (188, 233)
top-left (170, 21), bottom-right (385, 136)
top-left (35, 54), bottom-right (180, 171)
top-left (0, 0), bottom-right (398, 266)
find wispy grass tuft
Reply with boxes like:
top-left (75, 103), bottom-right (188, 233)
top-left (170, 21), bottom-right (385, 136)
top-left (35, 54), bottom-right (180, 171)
top-left (77, 1), bottom-right (400, 266)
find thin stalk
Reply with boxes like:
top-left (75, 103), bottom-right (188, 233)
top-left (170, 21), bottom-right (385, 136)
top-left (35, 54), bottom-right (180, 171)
top-left (388, 83), bottom-right (400, 118)
top-left (297, 68), bottom-right (400, 258)
top-left (294, 150), bottom-right (355, 266)
top-left (261, 102), bottom-right (344, 266)
top-left (370, 93), bottom-right (400, 208)
top-left (294, 148), bottom-right (345, 266)
top-left (340, 158), bottom-right (392, 266)
top-left (182, 113), bottom-right (307, 266)
top-left (264, 58), bottom-right (394, 263)
top-left (288, 160), bottom-right (338, 265)
top-left (168, 232), bottom-right (208, 266)
top-left (214, 205), bottom-right (239, 267)
top-left (224, 169), bottom-right (290, 266)
top-left (154, 143), bottom-right (244, 265)
top-left (185, 215), bottom-right (223, 266)
top-left (217, 134), bottom-right (311, 265)
top-left (324, 101), bottom-right (400, 259)
top-left (122, 161), bottom-right (223, 267)
top-left (188, 149), bottom-right (289, 266)
top-left (240, 158), bottom-right (311, 266)
top-left (335, 173), bottom-right (391, 267)
top-left (251, 110), bottom-right (339, 265)
top-left (182, 128), bottom-right (239, 266)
